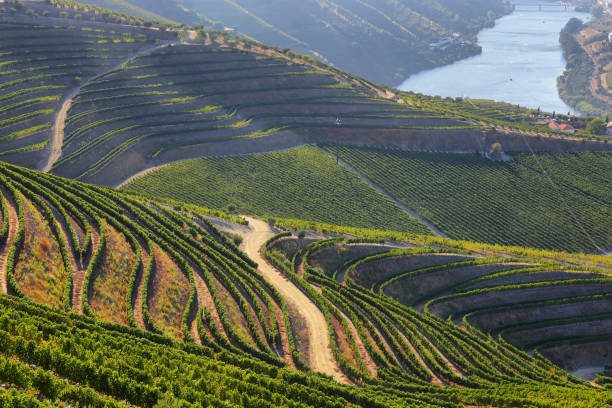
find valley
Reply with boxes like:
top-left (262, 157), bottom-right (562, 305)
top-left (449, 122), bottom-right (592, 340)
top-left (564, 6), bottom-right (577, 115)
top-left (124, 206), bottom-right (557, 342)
top-left (83, 0), bottom-right (514, 84)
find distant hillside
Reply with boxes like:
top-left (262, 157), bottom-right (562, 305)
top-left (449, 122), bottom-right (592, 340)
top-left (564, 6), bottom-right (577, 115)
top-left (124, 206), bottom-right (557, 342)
top-left (1, 0), bottom-right (611, 255)
top-left (558, 14), bottom-right (612, 118)
top-left (83, 0), bottom-right (515, 84)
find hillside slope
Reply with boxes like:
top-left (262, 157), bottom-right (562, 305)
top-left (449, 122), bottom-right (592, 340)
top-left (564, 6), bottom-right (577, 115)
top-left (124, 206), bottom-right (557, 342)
top-left (0, 0), bottom-right (177, 169)
top-left (122, 146), bottom-right (612, 253)
top-left (1, 2), bottom-right (610, 187)
top-left (120, 146), bottom-right (433, 235)
top-left (289, 233), bottom-right (612, 380)
top-left (91, 0), bottom-right (515, 84)
top-left (0, 162), bottom-right (609, 406)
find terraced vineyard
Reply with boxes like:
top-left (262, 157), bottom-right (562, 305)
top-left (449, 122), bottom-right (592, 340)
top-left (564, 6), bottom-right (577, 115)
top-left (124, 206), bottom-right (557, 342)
top-left (49, 38), bottom-right (477, 185)
top-left (299, 237), bottom-right (612, 378)
top-left (262, 232), bottom-right (612, 404)
top-left (326, 146), bottom-right (612, 252)
top-left (0, 162), bottom-right (607, 406)
top-left (0, 3), bottom-right (611, 407)
top-left (0, 12), bottom-right (171, 169)
top-left (121, 146), bottom-right (431, 234)
top-left (0, 160), bottom-right (302, 364)
top-left (1, 2), bottom-right (610, 189)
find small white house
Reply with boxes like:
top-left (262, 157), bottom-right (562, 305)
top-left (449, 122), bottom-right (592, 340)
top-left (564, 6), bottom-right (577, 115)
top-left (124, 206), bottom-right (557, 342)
top-left (606, 122), bottom-right (612, 136)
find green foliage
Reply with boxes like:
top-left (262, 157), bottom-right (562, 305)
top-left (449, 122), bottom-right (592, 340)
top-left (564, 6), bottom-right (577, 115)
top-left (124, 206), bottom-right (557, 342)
top-left (232, 233), bottom-right (243, 246)
top-left (558, 18), bottom-right (612, 118)
top-left (262, 235), bottom-right (611, 406)
top-left (327, 146), bottom-right (612, 252)
top-left (121, 146), bottom-right (430, 234)
top-left (587, 118), bottom-right (607, 135)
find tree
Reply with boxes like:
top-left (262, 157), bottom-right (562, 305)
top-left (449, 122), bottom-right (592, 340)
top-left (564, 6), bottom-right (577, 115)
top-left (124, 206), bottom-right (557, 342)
top-left (586, 117), bottom-right (607, 135)
top-left (267, 218), bottom-right (276, 227)
top-left (297, 230), bottom-right (306, 248)
top-left (490, 143), bottom-right (503, 160)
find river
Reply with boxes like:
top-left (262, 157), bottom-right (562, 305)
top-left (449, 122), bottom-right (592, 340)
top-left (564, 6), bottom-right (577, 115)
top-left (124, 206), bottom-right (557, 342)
top-left (398, 0), bottom-right (589, 114)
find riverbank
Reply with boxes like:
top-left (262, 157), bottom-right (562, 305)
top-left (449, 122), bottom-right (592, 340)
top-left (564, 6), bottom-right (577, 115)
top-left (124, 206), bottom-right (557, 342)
top-left (558, 15), bottom-right (612, 118)
top-left (399, 1), bottom-right (588, 114)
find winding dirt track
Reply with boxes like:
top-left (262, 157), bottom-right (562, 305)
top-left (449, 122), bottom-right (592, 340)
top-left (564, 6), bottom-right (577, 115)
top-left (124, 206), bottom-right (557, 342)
top-left (0, 192), bottom-right (18, 294)
top-left (43, 42), bottom-right (179, 173)
top-left (238, 216), bottom-right (349, 384)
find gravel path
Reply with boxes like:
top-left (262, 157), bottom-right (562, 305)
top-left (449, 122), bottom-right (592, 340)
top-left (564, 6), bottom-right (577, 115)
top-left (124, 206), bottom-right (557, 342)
top-left (234, 216), bottom-right (349, 383)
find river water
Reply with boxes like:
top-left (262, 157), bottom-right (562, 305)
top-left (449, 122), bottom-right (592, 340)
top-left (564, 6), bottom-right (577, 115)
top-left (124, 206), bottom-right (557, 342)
top-left (398, 0), bottom-right (589, 114)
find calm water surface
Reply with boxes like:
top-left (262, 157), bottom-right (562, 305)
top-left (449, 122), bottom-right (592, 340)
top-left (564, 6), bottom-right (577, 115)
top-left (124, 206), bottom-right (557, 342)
top-left (399, 0), bottom-right (589, 113)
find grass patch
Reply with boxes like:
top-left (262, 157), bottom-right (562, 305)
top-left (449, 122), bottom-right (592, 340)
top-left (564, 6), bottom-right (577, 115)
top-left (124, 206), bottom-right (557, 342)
top-left (14, 198), bottom-right (66, 310)
top-left (90, 226), bottom-right (136, 325)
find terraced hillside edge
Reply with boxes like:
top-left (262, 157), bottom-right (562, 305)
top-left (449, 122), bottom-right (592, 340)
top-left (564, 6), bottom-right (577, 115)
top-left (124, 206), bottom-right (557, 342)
top-left (123, 145), bottom-right (612, 253)
top-left (265, 231), bottom-right (612, 382)
top-left (2, 2), bottom-right (610, 188)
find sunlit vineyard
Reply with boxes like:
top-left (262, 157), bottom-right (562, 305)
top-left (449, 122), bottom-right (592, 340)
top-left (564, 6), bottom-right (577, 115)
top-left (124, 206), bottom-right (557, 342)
top-left (263, 233), bottom-right (612, 406)
top-left (0, 2), bottom-right (610, 407)
top-left (121, 146), bottom-right (431, 234)
top-left (327, 145), bottom-right (612, 252)
top-left (0, 162), bottom-right (607, 406)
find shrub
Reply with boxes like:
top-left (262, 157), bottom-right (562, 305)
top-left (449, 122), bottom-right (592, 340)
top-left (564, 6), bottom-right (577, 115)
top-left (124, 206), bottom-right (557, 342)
top-left (232, 234), bottom-right (243, 246)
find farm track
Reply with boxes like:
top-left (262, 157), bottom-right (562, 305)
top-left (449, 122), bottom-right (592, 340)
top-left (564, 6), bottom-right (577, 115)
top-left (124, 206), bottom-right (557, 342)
top-left (319, 148), bottom-right (448, 238)
top-left (72, 224), bottom-right (99, 314)
top-left (43, 42), bottom-right (180, 173)
top-left (238, 216), bottom-right (350, 384)
top-left (0, 190), bottom-right (18, 295)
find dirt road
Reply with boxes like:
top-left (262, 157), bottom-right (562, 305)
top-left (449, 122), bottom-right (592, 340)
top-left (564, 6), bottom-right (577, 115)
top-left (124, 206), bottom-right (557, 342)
top-left (43, 42), bottom-right (179, 172)
top-left (235, 216), bottom-right (349, 383)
